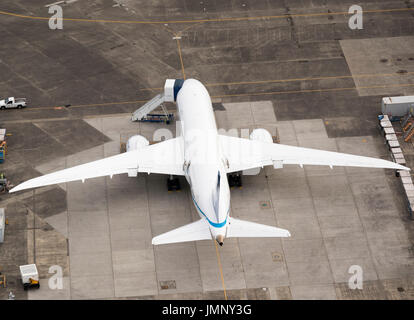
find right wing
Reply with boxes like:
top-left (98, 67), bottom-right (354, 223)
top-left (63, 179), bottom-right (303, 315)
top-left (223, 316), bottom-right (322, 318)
top-left (10, 137), bottom-right (185, 193)
top-left (219, 135), bottom-right (409, 173)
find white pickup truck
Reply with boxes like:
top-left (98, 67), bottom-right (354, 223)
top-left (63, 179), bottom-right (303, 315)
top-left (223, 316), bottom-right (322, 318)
top-left (0, 97), bottom-right (27, 109)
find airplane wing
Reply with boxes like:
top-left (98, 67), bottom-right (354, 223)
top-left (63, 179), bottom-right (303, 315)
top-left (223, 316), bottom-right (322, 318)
top-left (218, 135), bottom-right (409, 173)
top-left (9, 137), bottom-right (185, 193)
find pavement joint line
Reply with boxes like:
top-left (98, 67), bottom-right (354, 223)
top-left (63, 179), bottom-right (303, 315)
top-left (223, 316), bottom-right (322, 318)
top-left (33, 99), bottom-right (148, 110)
top-left (138, 71), bottom-right (414, 91)
top-left (211, 82), bottom-right (414, 99)
top-left (7, 82), bottom-right (414, 111)
top-left (332, 139), bottom-right (382, 282)
top-left (214, 240), bottom-right (228, 300)
top-left (101, 127), bottom-right (117, 298)
top-left (0, 7), bottom-right (413, 25)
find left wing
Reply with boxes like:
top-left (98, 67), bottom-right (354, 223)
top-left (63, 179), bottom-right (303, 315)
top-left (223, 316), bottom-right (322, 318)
top-left (10, 137), bottom-right (184, 193)
top-left (219, 135), bottom-right (409, 173)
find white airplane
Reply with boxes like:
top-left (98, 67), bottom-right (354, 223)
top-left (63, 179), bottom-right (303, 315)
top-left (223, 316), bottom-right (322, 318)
top-left (10, 79), bottom-right (409, 246)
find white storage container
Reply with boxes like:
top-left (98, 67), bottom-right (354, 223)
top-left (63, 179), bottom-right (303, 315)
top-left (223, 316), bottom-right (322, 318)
top-left (380, 120), bottom-right (392, 128)
top-left (403, 183), bottom-right (414, 192)
top-left (398, 170), bottom-right (410, 177)
top-left (0, 208), bottom-right (4, 243)
top-left (388, 140), bottom-right (400, 148)
top-left (401, 176), bottom-right (413, 185)
top-left (406, 190), bottom-right (414, 198)
top-left (383, 127), bottom-right (395, 135)
top-left (385, 133), bottom-right (398, 141)
top-left (382, 96), bottom-right (414, 116)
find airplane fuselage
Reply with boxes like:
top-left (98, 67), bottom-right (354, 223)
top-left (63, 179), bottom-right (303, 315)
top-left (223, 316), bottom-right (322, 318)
top-left (176, 79), bottom-right (230, 244)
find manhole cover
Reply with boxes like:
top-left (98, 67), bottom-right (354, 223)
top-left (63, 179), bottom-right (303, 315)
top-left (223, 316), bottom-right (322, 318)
top-left (160, 280), bottom-right (176, 290)
top-left (271, 252), bottom-right (283, 262)
top-left (259, 201), bottom-right (271, 209)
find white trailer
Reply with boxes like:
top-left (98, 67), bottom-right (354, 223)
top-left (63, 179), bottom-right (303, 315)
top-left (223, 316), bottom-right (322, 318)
top-left (381, 96), bottom-right (414, 117)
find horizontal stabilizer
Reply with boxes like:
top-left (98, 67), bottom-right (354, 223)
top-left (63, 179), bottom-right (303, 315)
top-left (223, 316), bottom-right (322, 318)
top-left (227, 217), bottom-right (291, 238)
top-left (152, 219), bottom-right (212, 245)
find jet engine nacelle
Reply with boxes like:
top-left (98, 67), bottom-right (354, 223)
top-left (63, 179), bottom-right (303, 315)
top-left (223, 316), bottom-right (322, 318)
top-left (250, 128), bottom-right (283, 170)
top-left (243, 129), bottom-right (275, 175)
top-left (126, 135), bottom-right (149, 152)
top-left (249, 128), bottom-right (273, 143)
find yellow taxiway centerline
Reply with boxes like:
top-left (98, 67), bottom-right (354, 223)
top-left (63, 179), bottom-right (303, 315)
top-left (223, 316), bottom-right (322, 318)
top-left (214, 240), bottom-right (228, 300)
top-left (0, 7), bottom-right (413, 25)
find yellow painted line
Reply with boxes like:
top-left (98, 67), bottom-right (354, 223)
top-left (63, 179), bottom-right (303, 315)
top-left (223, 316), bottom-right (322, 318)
top-left (205, 71), bottom-right (414, 88)
top-left (68, 99), bottom-right (147, 108)
top-left (176, 39), bottom-right (186, 80)
top-left (0, 7), bottom-right (413, 25)
top-left (214, 240), bottom-right (228, 300)
top-left (180, 21), bottom-right (206, 34)
top-left (138, 71), bottom-right (414, 91)
top-left (34, 99), bottom-right (147, 110)
top-left (139, 87), bottom-right (164, 91)
top-left (211, 82), bottom-right (414, 99)
top-left (24, 82), bottom-right (414, 110)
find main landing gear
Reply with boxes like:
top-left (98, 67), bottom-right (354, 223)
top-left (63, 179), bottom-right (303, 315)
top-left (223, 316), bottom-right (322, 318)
top-left (228, 172), bottom-right (242, 188)
top-left (167, 175), bottom-right (181, 191)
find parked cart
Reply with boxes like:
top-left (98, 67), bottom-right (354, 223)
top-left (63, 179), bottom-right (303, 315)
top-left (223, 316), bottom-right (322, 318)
top-left (19, 264), bottom-right (40, 290)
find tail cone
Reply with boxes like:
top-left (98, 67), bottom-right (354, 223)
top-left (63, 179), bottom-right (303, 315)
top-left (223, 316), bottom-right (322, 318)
top-left (216, 234), bottom-right (224, 246)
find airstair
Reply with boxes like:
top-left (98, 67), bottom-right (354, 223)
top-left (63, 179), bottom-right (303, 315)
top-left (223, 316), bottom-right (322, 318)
top-left (131, 79), bottom-right (184, 123)
top-left (131, 93), bottom-right (166, 122)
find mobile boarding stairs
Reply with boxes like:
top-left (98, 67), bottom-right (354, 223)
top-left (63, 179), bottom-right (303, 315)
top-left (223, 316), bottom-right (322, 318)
top-left (131, 79), bottom-right (184, 124)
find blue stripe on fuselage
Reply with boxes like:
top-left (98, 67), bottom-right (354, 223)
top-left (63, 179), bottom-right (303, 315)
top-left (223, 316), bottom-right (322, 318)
top-left (191, 195), bottom-right (227, 228)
